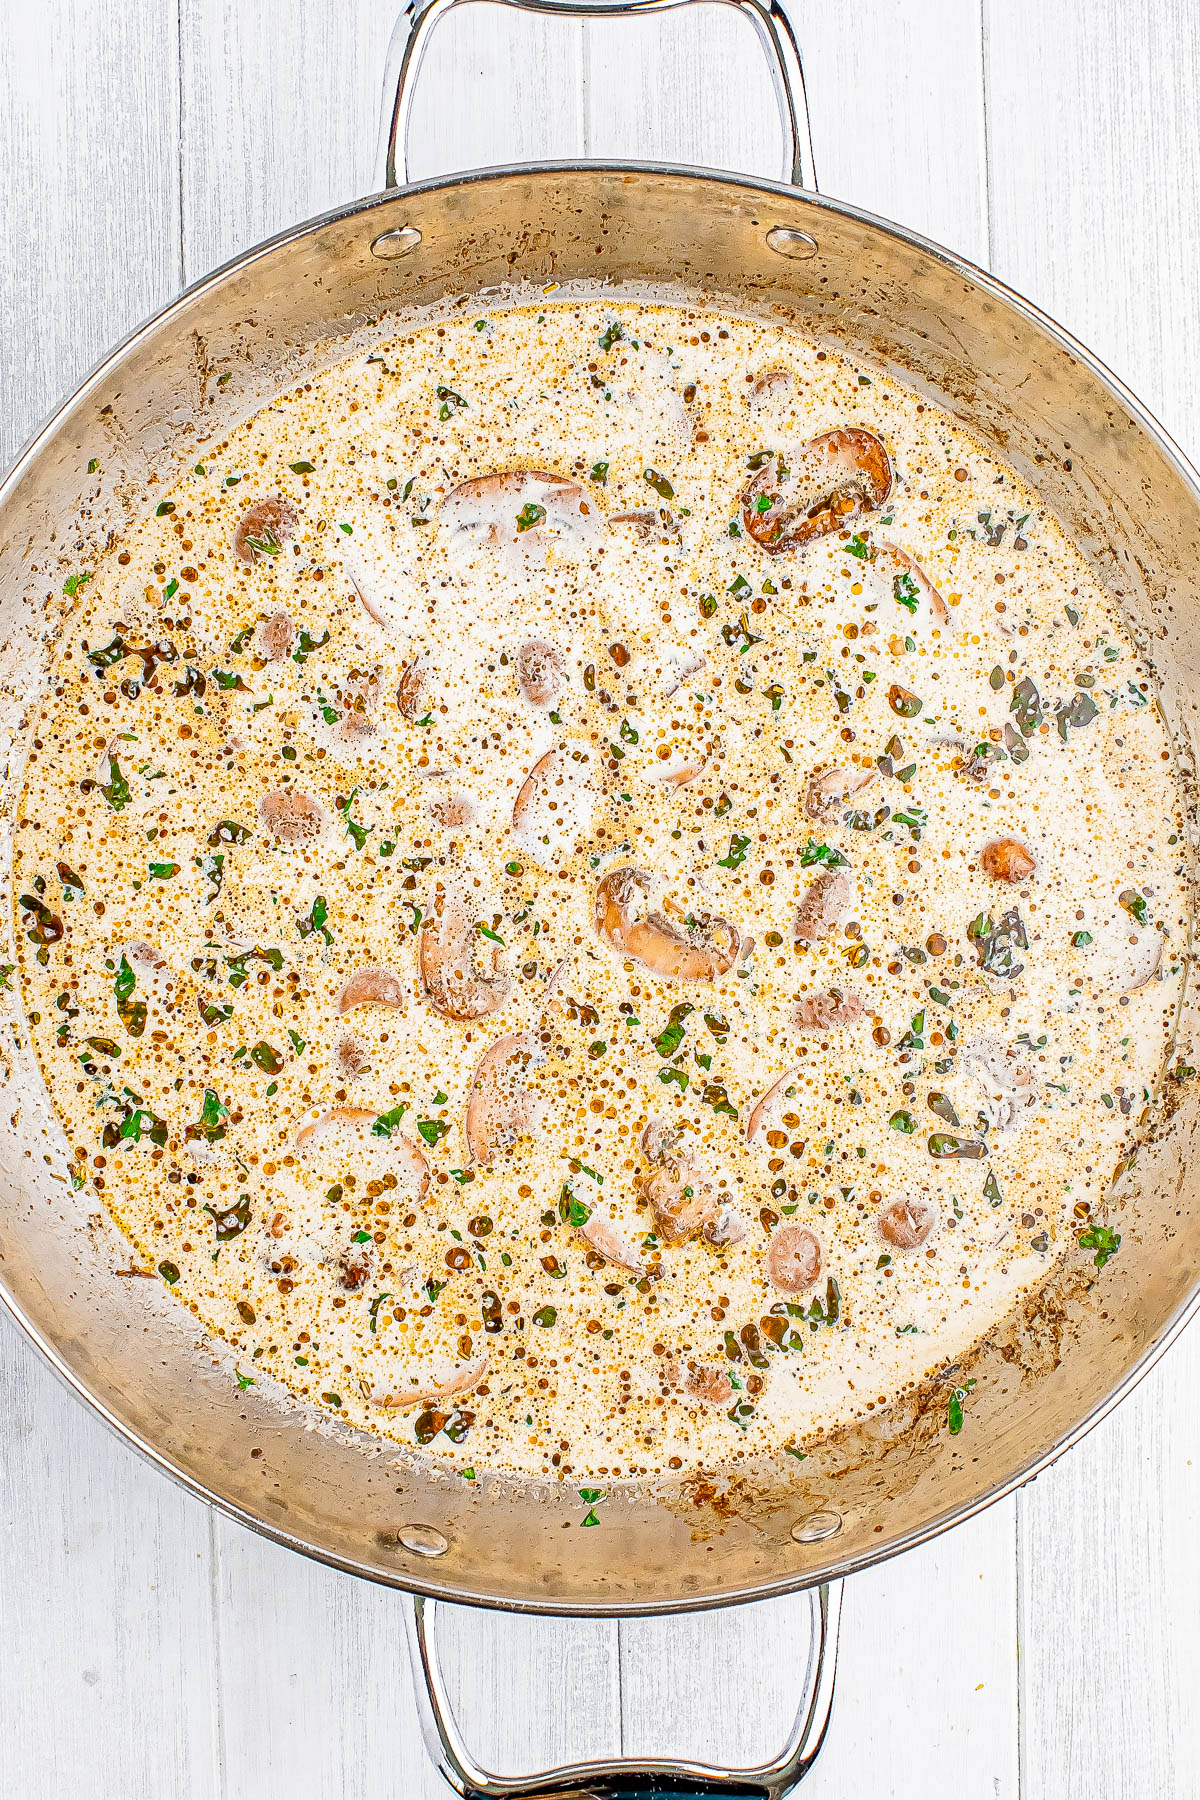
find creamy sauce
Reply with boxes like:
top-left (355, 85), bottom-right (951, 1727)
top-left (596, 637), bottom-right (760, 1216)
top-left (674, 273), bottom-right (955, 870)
top-left (13, 299), bottom-right (1187, 1481)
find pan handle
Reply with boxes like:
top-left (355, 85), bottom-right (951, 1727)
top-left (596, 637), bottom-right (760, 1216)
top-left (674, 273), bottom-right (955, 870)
top-left (404, 1582), bottom-right (841, 1799)
top-left (375, 0), bottom-right (817, 192)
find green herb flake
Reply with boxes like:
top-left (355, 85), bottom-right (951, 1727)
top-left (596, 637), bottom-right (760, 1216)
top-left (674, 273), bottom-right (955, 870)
top-left (717, 833), bottom-right (751, 870)
top-left (1078, 1223), bottom-right (1121, 1269)
top-left (372, 1103), bottom-right (410, 1138)
top-left (799, 840), bottom-right (849, 868)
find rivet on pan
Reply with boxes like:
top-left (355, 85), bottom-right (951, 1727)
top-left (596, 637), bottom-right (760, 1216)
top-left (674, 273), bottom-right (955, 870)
top-left (790, 1509), bottom-right (842, 1543)
top-left (398, 1523), bottom-right (450, 1557)
top-left (766, 226), bottom-right (818, 261)
top-left (371, 225), bottom-right (423, 260)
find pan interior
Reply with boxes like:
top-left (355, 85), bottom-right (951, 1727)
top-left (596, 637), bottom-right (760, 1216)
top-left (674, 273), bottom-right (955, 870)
top-left (0, 165), bottom-right (1197, 1612)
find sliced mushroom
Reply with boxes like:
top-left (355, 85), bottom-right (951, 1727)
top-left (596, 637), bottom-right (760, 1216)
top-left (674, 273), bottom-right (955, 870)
top-left (512, 747), bottom-right (596, 863)
top-left (749, 364), bottom-right (793, 402)
top-left (876, 540), bottom-right (951, 627)
top-left (234, 496), bottom-right (299, 565)
top-left (608, 507), bottom-right (680, 543)
top-left (1114, 927), bottom-right (1164, 994)
top-left (958, 1036), bottom-right (1040, 1143)
top-left (702, 1204), bottom-right (747, 1248)
top-left (766, 1224), bottom-right (822, 1294)
top-left (516, 639), bottom-right (566, 707)
top-left (804, 764), bottom-right (878, 820)
top-left (370, 1355), bottom-right (489, 1411)
top-left (259, 789), bottom-right (328, 844)
top-left (441, 470), bottom-right (588, 549)
top-left (661, 646), bottom-right (706, 698)
top-left (877, 1194), bottom-right (939, 1251)
top-left (641, 1118), bottom-right (679, 1164)
top-left (350, 573), bottom-right (389, 629)
top-left (427, 793), bottom-right (476, 829)
top-left (331, 666), bottom-right (382, 745)
top-left (419, 891), bottom-right (511, 1022)
top-left (255, 608), bottom-right (297, 662)
top-left (337, 1245), bottom-right (372, 1290)
top-left (793, 989), bottom-right (865, 1032)
top-left (396, 656), bottom-right (427, 720)
top-left (595, 867), bottom-right (739, 980)
top-left (742, 429), bottom-right (892, 554)
top-left (337, 966), bottom-right (406, 1016)
top-left (652, 758), bottom-right (706, 788)
top-left (664, 1359), bottom-right (734, 1404)
top-left (125, 940), bottom-right (170, 976)
top-left (639, 1149), bottom-right (720, 1245)
top-left (333, 1033), bottom-right (369, 1080)
top-left (981, 837), bottom-right (1037, 884)
top-left (294, 1106), bottom-right (430, 1202)
top-left (637, 1123), bottom-right (720, 1244)
top-left (464, 1032), bottom-right (541, 1165)
top-left (746, 1067), bottom-right (799, 1147)
top-left (793, 869), bottom-right (852, 944)
top-left (580, 1213), bottom-right (646, 1275)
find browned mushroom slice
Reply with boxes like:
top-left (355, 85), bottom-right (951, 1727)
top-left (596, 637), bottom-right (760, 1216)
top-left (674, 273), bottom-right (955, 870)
top-left (876, 540), bottom-right (951, 626)
top-left (255, 608), bottom-right (297, 662)
top-left (350, 573), bottom-right (388, 629)
top-left (652, 751), bottom-right (707, 788)
top-left (337, 1244), bottom-right (372, 1290)
top-left (259, 789), bottom-right (328, 844)
top-left (638, 1147), bottom-right (720, 1245)
top-left (516, 639), bottom-right (566, 707)
top-left (441, 470), bottom-right (588, 548)
top-left (464, 1032), bottom-right (541, 1165)
top-left (420, 891), bottom-right (511, 1022)
top-left (702, 1205), bottom-right (747, 1248)
top-left (1114, 928), bottom-right (1163, 995)
top-left (234, 496), bottom-right (299, 565)
top-left (125, 940), bottom-right (170, 975)
top-left (746, 1068), bottom-right (799, 1147)
top-left (877, 1194), bottom-right (939, 1251)
top-left (661, 646), bottom-right (706, 698)
top-left (980, 837), bottom-right (1037, 884)
top-left (749, 364), bottom-right (794, 402)
top-left (427, 793), bottom-right (476, 829)
top-left (793, 869), bottom-right (852, 944)
top-left (396, 656), bottom-right (427, 720)
top-left (333, 1033), bottom-right (369, 1080)
top-left (595, 867), bottom-right (739, 981)
top-left (641, 1117), bottom-right (679, 1164)
top-left (958, 1036), bottom-right (1040, 1141)
top-left (337, 966), bottom-right (406, 1016)
top-left (512, 747), bottom-right (596, 861)
top-left (370, 1355), bottom-right (489, 1411)
top-left (294, 1105), bottom-right (430, 1203)
top-left (742, 429), bottom-right (892, 554)
top-left (804, 764), bottom-right (878, 820)
top-left (608, 507), bottom-right (681, 542)
top-left (664, 1359), bottom-right (734, 1404)
top-left (793, 989), bottom-right (865, 1032)
top-left (332, 666), bottom-right (382, 744)
top-left (580, 1214), bottom-right (646, 1275)
top-left (766, 1224), bottom-right (823, 1293)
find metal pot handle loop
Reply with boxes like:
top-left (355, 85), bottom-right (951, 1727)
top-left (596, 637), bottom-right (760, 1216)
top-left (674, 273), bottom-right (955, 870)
top-left (404, 1582), bottom-right (842, 1799)
top-left (376, 0), bottom-right (817, 192)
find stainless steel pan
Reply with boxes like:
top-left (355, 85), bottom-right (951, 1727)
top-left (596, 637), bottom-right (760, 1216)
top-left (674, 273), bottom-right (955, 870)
top-left (3, 3), bottom-right (1199, 1793)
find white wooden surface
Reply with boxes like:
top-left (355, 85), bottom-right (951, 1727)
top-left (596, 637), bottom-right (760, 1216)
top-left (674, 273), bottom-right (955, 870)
top-left (0, 4), bottom-right (1197, 1795)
